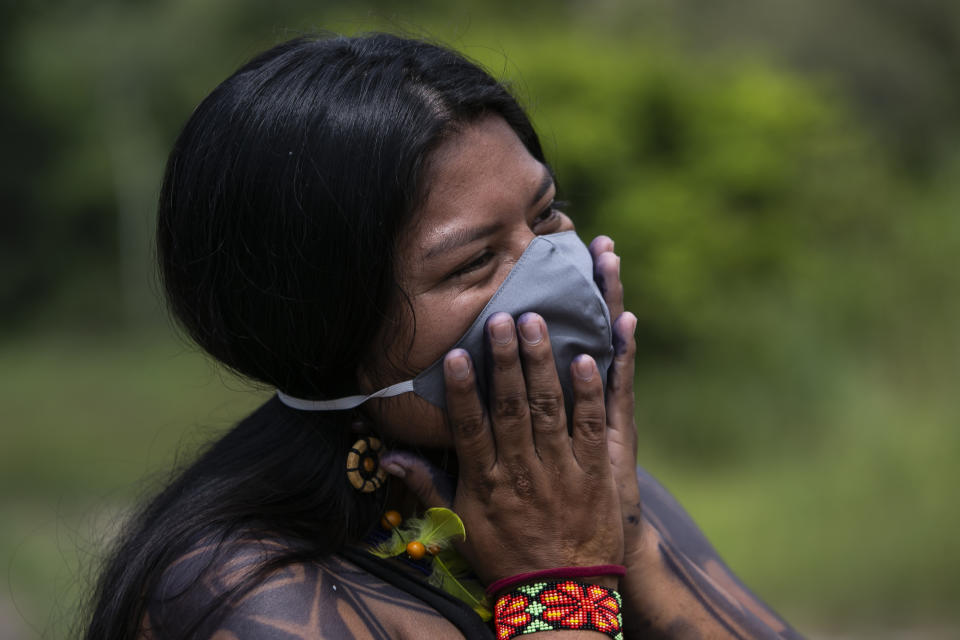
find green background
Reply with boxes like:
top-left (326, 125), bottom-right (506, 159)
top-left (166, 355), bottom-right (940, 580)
top-left (2, 1), bottom-right (959, 637)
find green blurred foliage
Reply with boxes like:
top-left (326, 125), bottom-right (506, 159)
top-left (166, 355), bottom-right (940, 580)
top-left (658, 0), bottom-right (960, 171)
top-left (2, 0), bottom-right (959, 636)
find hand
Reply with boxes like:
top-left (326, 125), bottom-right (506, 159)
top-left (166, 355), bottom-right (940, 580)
top-left (589, 236), bottom-right (642, 557)
top-left (384, 311), bottom-right (624, 588)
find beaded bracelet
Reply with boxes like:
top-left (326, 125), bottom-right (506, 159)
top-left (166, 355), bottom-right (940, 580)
top-left (494, 580), bottom-right (623, 640)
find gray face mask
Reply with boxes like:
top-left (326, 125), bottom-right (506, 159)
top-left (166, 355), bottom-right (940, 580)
top-left (277, 230), bottom-right (614, 413)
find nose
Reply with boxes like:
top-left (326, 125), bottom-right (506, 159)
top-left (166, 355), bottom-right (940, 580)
top-left (516, 227), bottom-right (538, 255)
top-left (553, 211), bottom-right (576, 233)
top-left (515, 211), bottom-right (575, 254)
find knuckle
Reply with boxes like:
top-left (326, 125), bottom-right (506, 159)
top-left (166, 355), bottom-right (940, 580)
top-left (454, 412), bottom-right (486, 440)
top-left (528, 394), bottom-right (563, 427)
top-left (505, 462), bottom-right (536, 499)
top-left (494, 391), bottom-right (528, 421)
top-left (609, 369), bottom-right (629, 393)
top-left (576, 412), bottom-right (605, 436)
top-left (614, 375), bottom-right (636, 399)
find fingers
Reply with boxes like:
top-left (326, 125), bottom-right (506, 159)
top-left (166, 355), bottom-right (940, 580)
top-left (589, 235), bottom-right (614, 256)
top-left (446, 309), bottom-right (617, 487)
top-left (606, 312), bottom-right (638, 454)
top-left (608, 312), bottom-right (638, 410)
top-left (444, 349), bottom-right (496, 478)
top-left (516, 312), bottom-right (569, 461)
top-left (485, 313), bottom-right (535, 457)
top-left (589, 235), bottom-right (624, 321)
top-left (380, 450), bottom-right (454, 509)
top-left (569, 354), bottom-right (608, 474)
top-left (590, 233), bottom-right (636, 446)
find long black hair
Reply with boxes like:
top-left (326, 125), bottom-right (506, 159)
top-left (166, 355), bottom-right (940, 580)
top-left (80, 33), bottom-right (545, 639)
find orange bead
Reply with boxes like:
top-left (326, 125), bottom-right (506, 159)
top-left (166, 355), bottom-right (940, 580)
top-left (406, 540), bottom-right (426, 560)
top-left (381, 510), bottom-right (402, 530)
top-left (363, 457), bottom-right (376, 472)
top-left (426, 543), bottom-right (442, 556)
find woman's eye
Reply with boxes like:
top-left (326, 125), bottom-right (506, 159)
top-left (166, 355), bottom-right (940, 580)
top-left (532, 200), bottom-right (568, 229)
top-left (449, 251), bottom-right (494, 279)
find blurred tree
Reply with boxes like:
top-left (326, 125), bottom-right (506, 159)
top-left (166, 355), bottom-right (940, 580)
top-left (653, 0), bottom-right (960, 172)
top-left (2, 0), bottom-right (301, 330)
top-left (0, 2), bottom-right (66, 328)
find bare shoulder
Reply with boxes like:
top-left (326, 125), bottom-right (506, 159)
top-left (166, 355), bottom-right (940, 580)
top-left (634, 464), bottom-right (721, 563)
top-left (145, 537), bottom-right (463, 640)
top-left (634, 465), bottom-right (803, 639)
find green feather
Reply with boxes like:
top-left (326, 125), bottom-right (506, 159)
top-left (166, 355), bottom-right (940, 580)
top-left (366, 508), bottom-right (489, 619)
top-left (430, 553), bottom-right (493, 621)
top-left (368, 507), bottom-right (465, 558)
top-left (368, 528), bottom-right (406, 558)
top-left (407, 507), bottom-right (467, 551)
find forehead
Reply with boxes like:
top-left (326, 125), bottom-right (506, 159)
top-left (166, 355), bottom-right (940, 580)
top-left (403, 115), bottom-right (547, 253)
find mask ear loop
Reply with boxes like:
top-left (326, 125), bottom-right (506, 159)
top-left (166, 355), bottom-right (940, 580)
top-left (276, 379), bottom-right (415, 411)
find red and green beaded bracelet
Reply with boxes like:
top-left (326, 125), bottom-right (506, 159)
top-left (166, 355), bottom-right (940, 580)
top-left (494, 580), bottom-right (623, 640)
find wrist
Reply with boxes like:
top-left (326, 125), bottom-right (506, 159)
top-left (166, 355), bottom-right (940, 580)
top-left (487, 565), bottom-right (626, 597)
top-left (578, 574), bottom-right (619, 591)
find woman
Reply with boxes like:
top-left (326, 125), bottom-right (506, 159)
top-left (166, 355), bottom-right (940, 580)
top-left (83, 33), bottom-right (802, 639)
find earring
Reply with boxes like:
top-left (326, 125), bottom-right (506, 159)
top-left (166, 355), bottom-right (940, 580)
top-left (346, 436), bottom-right (387, 493)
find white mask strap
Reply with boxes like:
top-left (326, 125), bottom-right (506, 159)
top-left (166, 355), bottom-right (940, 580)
top-left (276, 379), bottom-right (415, 411)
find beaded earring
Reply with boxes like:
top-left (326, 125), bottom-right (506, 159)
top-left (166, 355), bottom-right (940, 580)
top-left (346, 436), bottom-right (387, 492)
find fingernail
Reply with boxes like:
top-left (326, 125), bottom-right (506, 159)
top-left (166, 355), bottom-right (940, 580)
top-left (383, 463), bottom-right (406, 479)
top-left (488, 314), bottom-right (513, 345)
top-left (592, 235), bottom-right (613, 253)
top-left (446, 350), bottom-right (470, 380)
top-left (574, 355), bottom-right (595, 381)
top-left (517, 313), bottom-right (543, 345)
top-left (616, 255), bottom-right (621, 275)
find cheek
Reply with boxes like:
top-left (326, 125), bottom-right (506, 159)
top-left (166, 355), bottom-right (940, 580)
top-left (361, 292), bottom-right (480, 447)
top-left (403, 291), bottom-right (486, 372)
top-left (362, 283), bottom-right (496, 445)
top-left (360, 288), bottom-right (479, 394)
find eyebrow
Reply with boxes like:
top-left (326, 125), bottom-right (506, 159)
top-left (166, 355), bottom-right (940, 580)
top-left (422, 166), bottom-right (556, 261)
top-left (530, 167), bottom-right (556, 208)
top-left (424, 222), bottom-right (503, 260)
